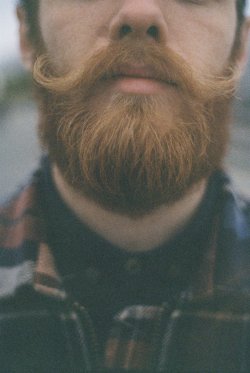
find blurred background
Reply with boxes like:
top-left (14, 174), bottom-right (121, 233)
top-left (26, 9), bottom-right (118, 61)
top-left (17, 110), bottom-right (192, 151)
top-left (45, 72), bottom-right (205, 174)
top-left (0, 0), bottom-right (250, 202)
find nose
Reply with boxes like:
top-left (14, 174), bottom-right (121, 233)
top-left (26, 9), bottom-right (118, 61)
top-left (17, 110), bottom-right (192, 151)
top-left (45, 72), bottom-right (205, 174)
top-left (109, 0), bottom-right (168, 43)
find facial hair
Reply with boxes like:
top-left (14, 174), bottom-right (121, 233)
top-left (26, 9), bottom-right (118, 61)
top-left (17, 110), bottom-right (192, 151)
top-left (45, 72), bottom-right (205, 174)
top-left (33, 40), bottom-right (237, 216)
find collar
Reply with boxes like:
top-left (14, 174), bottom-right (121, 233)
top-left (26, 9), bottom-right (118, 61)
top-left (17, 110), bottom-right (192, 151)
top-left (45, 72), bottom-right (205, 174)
top-left (0, 166), bottom-right (249, 303)
top-left (39, 157), bottom-right (222, 280)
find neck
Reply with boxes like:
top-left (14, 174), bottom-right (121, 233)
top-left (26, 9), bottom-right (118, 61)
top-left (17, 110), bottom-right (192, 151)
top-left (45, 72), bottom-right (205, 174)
top-left (52, 165), bottom-right (208, 253)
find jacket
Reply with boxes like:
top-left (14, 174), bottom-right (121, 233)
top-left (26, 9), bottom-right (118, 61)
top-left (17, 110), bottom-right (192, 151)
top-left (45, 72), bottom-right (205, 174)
top-left (0, 168), bottom-right (250, 372)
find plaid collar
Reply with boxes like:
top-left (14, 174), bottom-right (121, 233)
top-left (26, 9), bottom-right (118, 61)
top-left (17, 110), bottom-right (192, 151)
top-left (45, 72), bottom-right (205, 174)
top-left (0, 169), bottom-right (249, 303)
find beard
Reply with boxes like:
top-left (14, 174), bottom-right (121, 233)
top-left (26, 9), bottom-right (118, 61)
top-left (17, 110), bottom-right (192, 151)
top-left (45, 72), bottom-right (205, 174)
top-left (33, 39), bottom-right (237, 216)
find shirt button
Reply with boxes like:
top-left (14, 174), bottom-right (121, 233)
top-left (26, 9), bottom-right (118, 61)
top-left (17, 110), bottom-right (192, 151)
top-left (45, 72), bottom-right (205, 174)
top-left (84, 267), bottom-right (100, 285)
top-left (124, 258), bottom-right (142, 274)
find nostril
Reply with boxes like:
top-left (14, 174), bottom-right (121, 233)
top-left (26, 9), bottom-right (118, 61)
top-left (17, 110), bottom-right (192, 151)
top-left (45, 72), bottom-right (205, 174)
top-left (119, 24), bottom-right (133, 38)
top-left (147, 25), bottom-right (159, 40)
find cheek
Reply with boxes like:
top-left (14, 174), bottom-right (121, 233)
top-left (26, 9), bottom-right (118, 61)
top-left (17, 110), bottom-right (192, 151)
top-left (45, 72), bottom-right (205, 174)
top-left (39, 8), bottom-right (97, 72)
top-left (167, 13), bottom-right (237, 75)
top-left (198, 20), bottom-right (236, 72)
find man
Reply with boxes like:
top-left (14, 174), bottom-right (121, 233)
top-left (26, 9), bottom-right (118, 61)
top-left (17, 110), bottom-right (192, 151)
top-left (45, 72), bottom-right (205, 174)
top-left (0, 0), bottom-right (249, 371)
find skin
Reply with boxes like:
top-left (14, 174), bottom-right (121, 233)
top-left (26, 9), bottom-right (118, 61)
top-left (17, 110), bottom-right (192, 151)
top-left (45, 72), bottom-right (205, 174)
top-left (39, 0), bottom-right (236, 74)
top-left (18, 0), bottom-right (250, 252)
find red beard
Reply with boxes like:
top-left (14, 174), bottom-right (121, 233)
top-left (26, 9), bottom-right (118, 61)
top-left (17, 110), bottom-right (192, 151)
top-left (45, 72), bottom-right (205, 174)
top-left (34, 40), bottom-right (236, 216)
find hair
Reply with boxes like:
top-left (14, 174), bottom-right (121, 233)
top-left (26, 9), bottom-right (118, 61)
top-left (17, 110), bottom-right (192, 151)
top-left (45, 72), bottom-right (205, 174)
top-left (238, 0), bottom-right (247, 25)
top-left (19, 0), bottom-right (247, 43)
top-left (18, 0), bottom-right (39, 43)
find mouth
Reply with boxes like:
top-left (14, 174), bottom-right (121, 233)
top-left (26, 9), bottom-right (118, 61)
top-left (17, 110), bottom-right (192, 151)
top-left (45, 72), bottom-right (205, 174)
top-left (103, 64), bottom-right (177, 95)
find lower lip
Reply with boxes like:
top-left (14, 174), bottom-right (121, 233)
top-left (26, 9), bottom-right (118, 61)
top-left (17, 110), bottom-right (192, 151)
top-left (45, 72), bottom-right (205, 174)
top-left (112, 76), bottom-right (173, 95)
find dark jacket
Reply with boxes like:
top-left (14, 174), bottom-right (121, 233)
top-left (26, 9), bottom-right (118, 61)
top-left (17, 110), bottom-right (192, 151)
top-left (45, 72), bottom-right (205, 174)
top-left (0, 169), bottom-right (250, 372)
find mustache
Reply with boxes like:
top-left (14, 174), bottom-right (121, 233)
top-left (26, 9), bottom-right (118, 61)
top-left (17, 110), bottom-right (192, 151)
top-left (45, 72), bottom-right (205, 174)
top-left (33, 39), bottom-right (237, 102)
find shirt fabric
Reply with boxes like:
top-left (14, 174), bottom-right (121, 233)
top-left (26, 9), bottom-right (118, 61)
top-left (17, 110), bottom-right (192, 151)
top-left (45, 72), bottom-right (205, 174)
top-left (0, 162), bottom-right (250, 371)
top-left (38, 157), bottom-right (224, 347)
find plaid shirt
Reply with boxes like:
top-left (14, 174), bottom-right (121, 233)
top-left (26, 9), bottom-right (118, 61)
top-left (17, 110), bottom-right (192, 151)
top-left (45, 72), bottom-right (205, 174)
top-left (0, 169), bottom-right (250, 372)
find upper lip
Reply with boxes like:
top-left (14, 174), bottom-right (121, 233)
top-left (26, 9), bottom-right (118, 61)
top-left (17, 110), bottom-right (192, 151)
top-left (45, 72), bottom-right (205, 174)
top-left (105, 64), bottom-right (177, 86)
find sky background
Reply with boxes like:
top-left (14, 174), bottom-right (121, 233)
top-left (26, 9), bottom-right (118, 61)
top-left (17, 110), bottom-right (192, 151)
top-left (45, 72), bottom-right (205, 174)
top-left (0, 0), bottom-right (20, 65)
top-left (1, 0), bottom-right (250, 66)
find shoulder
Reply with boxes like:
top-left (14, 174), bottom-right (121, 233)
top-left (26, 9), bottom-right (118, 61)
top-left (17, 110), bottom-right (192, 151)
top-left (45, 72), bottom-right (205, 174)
top-left (0, 168), bottom-right (45, 247)
top-left (0, 168), bottom-right (44, 241)
top-left (219, 173), bottom-right (250, 240)
top-left (215, 172), bottom-right (250, 295)
top-left (0, 169), bottom-right (45, 297)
